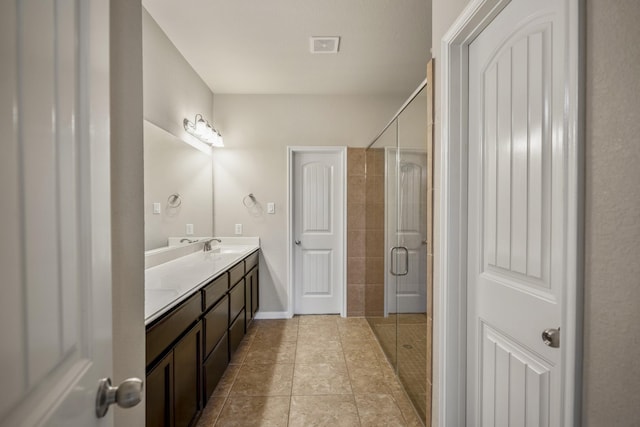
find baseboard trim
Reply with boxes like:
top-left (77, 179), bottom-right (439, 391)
top-left (253, 311), bottom-right (292, 320)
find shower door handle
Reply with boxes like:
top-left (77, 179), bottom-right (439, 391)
top-left (390, 246), bottom-right (409, 276)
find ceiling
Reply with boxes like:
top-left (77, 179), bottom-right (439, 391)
top-left (142, 0), bottom-right (431, 95)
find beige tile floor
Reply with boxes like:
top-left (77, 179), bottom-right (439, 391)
top-left (196, 315), bottom-right (424, 427)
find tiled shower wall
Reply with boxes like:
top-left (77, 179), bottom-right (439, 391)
top-left (364, 148), bottom-right (385, 316)
top-left (347, 148), bottom-right (366, 316)
top-left (347, 147), bottom-right (385, 317)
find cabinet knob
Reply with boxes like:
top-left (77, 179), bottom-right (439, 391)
top-left (95, 377), bottom-right (143, 418)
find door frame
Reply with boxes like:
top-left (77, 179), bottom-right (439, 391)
top-left (437, 0), bottom-right (584, 425)
top-left (287, 146), bottom-right (347, 318)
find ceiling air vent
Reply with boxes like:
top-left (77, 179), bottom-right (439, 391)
top-left (310, 36), bottom-right (340, 54)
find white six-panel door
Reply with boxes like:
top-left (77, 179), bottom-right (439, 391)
top-left (293, 149), bottom-right (345, 314)
top-left (467, 0), bottom-right (571, 424)
top-left (0, 1), bottom-right (112, 426)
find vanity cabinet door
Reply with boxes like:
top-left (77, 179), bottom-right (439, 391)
top-left (174, 322), bottom-right (202, 427)
top-left (146, 352), bottom-right (174, 427)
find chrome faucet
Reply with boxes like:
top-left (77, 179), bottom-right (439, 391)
top-left (180, 238), bottom-right (197, 244)
top-left (203, 238), bottom-right (222, 252)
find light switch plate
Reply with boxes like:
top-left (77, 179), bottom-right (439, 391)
top-left (153, 202), bottom-right (161, 214)
top-left (186, 224), bottom-right (194, 235)
top-left (235, 223), bottom-right (243, 235)
top-left (267, 202), bottom-right (275, 214)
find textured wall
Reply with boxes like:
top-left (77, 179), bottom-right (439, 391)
top-left (582, 0), bottom-right (640, 424)
top-left (110, 0), bottom-right (145, 425)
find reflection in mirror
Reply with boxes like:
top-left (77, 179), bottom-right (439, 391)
top-left (143, 120), bottom-right (213, 251)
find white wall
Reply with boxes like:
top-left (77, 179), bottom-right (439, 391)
top-left (111, 0), bottom-right (145, 425)
top-left (430, 0), bottom-right (640, 425)
top-left (142, 8), bottom-right (213, 141)
top-left (212, 94), bottom-right (404, 313)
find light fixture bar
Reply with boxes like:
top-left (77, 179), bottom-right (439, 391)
top-left (183, 114), bottom-right (224, 147)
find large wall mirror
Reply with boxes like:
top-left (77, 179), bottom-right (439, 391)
top-left (143, 120), bottom-right (213, 251)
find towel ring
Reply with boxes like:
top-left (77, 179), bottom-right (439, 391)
top-left (167, 193), bottom-right (182, 208)
top-left (243, 193), bottom-right (256, 208)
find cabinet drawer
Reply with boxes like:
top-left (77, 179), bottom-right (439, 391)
top-left (245, 251), bottom-right (259, 272)
top-left (229, 279), bottom-right (245, 323)
top-left (146, 293), bottom-right (201, 367)
top-left (228, 261), bottom-right (244, 287)
top-left (229, 309), bottom-right (245, 357)
top-left (203, 296), bottom-right (228, 358)
top-left (202, 274), bottom-right (228, 312)
top-left (203, 332), bottom-right (228, 403)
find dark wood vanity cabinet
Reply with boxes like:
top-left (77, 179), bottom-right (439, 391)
top-left (146, 250), bottom-right (260, 427)
top-left (146, 321), bottom-right (202, 427)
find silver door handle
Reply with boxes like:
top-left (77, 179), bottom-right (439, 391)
top-left (541, 327), bottom-right (560, 348)
top-left (95, 377), bottom-right (143, 418)
top-left (390, 246), bottom-right (409, 276)
top-left (295, 240), bottom-right (301, 245)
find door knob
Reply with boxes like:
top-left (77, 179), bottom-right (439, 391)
top-left (295, 240), bottom-right (301, 245)
top-left (541, 327), bottom-right (560, 348)
top-left (95, 377), bottom-right (143, 418)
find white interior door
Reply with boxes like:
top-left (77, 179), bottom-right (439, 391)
top-left (467, 0), bottom-right (574, 424)
top-left (386, 148), bottom-right (428, 314)
top-left (0, 1), bottom-right (115, 426)
top-left (293, 149), bottom-right (345, 315)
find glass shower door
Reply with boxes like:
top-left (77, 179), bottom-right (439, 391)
top-left (395, 86), bottom-right (429, 422)
top-left (365, 119), bottom-right (398, 368)
top-left (365, 80), bottom-right (432, 425)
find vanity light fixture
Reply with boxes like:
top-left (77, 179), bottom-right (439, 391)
top-left (183, 114), bottom-right (224, 147)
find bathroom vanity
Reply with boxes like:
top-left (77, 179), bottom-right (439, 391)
top-left (144, 240), bottom-right (259, 427)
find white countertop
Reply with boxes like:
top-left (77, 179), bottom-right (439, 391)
top-left (145, 239), bottom-right (259, 325)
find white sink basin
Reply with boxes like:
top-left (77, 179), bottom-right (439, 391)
top-left (210, 246), bottom-right (247, 254)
